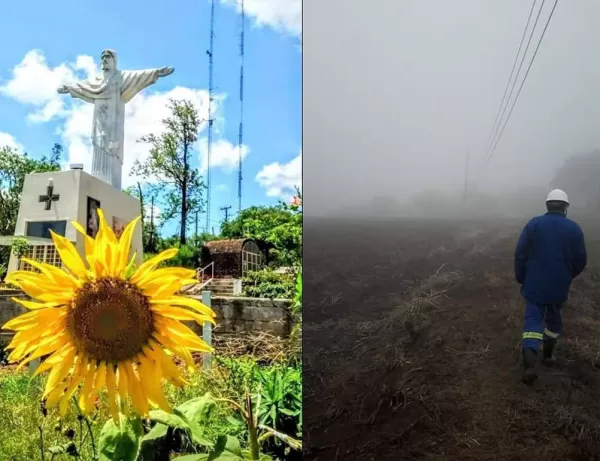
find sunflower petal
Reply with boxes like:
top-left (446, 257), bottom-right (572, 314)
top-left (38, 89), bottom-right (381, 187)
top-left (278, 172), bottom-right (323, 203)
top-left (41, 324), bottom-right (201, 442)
top-left (49, 231), bottom-right (88, 279)
top-left (71, 221), bottom-right (95, 255)
top-left (19, 258), bottom-right (77, 288)
top-left (138, 353), bottom-right (171, 412)
top-left (130, 249), bottom-right (179, 285)
top-left (79, 359), bottom-right (97, 415)
top-left (135, 267), bottom-right (196, 289)
top-left (152, 305), bottom-right (214, 325)
top-left (71, 221), bottom-right (96, 273)
top-left (106, 365), bottom-right (120, 421)
top-left (36, 346), bottom-right (75, 379)
top-left (117, 216), bottom-right (140, 276)
top-left (117, 363), bottom-right (129, 412)
top-left (96, 209), bottom-right (118, 245)
top-left (124, 361), bottom-right (149, 416)
top-left (145, 341), bottom-right (187, 387)
top-left (150, 296), bottom-right (216, 322)
top-left (11, 297), bottom-right (63, 310)
top-left (43, 349), bottom-right (76, 398)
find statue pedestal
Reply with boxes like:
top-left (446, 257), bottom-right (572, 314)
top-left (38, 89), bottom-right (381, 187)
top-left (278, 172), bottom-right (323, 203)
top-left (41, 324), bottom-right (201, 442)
top-left (7, 169), bottom-right (143, 275)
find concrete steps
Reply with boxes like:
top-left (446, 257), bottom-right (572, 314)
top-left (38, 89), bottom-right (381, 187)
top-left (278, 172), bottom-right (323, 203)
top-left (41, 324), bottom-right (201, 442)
top-left (206, 278), bottom-right (239, 296)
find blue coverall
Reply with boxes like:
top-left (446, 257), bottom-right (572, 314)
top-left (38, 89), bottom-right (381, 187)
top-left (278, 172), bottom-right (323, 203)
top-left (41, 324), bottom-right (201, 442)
top-left (514, 212), bottom-right (587, 351)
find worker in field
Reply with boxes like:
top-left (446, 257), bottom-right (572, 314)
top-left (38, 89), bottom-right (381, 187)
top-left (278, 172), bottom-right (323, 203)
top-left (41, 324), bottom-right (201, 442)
top-left (514, 189), bottom-right (587, 385)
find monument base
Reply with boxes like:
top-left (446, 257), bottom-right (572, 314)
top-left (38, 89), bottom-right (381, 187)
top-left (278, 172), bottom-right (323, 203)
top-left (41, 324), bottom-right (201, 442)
top-left (7, 168), bottom-right (143, 275)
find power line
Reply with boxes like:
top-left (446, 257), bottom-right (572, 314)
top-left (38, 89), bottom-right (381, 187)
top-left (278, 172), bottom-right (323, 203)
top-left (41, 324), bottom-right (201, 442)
top-left (484, 0), bottom-right (539, 155)
top-left (486, 0), bottom-right (546, 157)
top-left (486, 0), bottom-right (560, 166)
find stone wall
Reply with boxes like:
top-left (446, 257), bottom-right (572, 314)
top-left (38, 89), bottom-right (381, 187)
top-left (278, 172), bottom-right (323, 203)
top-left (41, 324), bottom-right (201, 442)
top-left (202, 296), bottom-right (294, 337)
top-left (0, 291), bottom-right (294, 338)
top-left (0, 290), bottom-right (27, 337)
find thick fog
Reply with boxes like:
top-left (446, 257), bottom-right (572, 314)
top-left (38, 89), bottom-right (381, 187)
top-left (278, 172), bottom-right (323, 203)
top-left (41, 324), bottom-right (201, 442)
top-left (303, 0), bottom-right (600, 219)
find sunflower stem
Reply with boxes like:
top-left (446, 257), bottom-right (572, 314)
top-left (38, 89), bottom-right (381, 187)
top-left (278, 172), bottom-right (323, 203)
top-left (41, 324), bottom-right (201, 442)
top-left (72, 396), bottom-right (98, 459)
top-left (38, 425), bottom-right (45, 461)
top-left (83, 415), bottom-right (98, 459)
top-left (215, 398), bottom-right (248, 419)
top-left (245, 393), bottom-right (260, 461)
top-left (78, 418), bottom-right (83, 451)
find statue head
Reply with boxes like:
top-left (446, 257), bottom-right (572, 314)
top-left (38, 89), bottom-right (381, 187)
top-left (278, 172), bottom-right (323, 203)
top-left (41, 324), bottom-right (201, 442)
top-left (100, 49), bottom-right (118, 72)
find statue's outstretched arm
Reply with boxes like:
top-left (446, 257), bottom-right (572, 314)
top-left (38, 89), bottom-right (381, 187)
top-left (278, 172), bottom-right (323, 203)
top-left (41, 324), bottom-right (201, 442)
top-left (157, 67), bottom-right (174, 78)
top-left (57, 84), bottom-right (96, 104)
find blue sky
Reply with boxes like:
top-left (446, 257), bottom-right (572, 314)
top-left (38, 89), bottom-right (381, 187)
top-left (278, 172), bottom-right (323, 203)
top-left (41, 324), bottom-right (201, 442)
top-left (0, 0), bottom-right (301, 235)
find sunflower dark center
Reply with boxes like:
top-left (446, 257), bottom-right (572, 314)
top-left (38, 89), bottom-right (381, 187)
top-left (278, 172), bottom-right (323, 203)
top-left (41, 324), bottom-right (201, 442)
top-left (68, 278), bottom-right (154, 362)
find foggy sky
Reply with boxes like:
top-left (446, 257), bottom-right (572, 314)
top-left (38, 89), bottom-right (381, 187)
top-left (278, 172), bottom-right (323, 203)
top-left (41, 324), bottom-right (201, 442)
top-left (303, 0), bottom-right (600, 216)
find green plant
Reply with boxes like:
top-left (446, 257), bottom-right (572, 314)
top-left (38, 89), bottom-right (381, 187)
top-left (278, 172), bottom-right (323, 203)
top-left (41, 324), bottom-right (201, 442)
top-left (291, 271), bottom-right (302, 316)
top-left (11, 237), bottom-right (29, 260)
top-left (215, 357), bottom-right (257, 398)
top-left (215, 391), bottom-right (301, 461)
top-left (0, 337), bottom-right (10, 366)
top-left (242, 270), bottom-right (295, 299)
top-left (286, 271), bottom-right (302, 368)
top-left (220, 189), bottom-right (302, 269)
top-left (255, 366), bottom-right (302, 441)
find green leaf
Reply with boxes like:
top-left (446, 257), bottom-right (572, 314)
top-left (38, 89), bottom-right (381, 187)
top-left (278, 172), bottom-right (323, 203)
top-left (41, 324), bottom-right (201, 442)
top-left (47, 445), bottom-right (66, 455)
top-left (206, 435), bottom-right (245, 461)
top-left (171, 455), bottom-right (208, 461)
top-left (225, 415), bottom-right (245, 428)
top-left (175, 393), bottom-right (217, 424)
top-left (98, 415), bottom-right (144, 461)
top-left (148, 409), bottom-right (191, 431)
top-left (174, 393), bottom-right (217, 447)
top-left (141, 422), bottom-right (169, 441)
top-left (124, 254), bottom-right (137, 279)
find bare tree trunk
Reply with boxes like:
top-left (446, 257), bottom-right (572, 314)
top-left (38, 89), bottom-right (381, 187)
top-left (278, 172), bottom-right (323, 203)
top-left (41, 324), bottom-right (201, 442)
top-left (180, 141), bottom-right (189, 245)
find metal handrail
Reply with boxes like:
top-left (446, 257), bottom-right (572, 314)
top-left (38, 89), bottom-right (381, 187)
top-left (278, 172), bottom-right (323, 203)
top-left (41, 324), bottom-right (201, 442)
top-left (196, 261), bottom-right (215, 285)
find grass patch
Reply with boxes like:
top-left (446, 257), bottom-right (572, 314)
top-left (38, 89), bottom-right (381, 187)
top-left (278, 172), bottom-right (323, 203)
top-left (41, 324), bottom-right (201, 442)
top-left (0, 354), bottom-right (302, 461)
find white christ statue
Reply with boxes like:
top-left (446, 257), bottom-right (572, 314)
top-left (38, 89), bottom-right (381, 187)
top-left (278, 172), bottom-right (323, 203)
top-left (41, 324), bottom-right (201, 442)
top-left (57, 49), bottom-right (174, 190)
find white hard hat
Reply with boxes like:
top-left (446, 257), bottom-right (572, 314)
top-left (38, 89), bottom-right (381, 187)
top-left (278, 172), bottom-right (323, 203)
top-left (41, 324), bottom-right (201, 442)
top-left (546, 189), bottom-right (569, 204)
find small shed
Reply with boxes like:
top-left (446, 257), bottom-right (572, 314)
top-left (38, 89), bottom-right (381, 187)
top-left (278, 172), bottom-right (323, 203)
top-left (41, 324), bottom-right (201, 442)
top-left (201, 238), bottom-right (264, 278)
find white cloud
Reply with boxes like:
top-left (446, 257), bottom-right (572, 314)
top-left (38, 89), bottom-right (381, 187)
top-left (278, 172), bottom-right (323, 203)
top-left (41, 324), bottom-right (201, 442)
top-left (216, 184), bottom-right (229, 192)
top-left (198, 138), bottom-right (249, 174)
top-left (0, 50), bottom-right (81, 121)
top-left (219, 0), bottom-right (302, 38)
top-left (0, 50), bottom-right (231, 189)
top-left (256, 150), bottom-right (301, 197)
top-left (0, 132), bottom-right (23, 151)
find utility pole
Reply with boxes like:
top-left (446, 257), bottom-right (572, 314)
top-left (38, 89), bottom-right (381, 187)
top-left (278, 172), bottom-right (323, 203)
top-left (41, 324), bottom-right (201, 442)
top-left (237, 0), bottom-right (245, 213)
top-left (463, 149), bottom-right (470, 202)
top-left (195, 210), bottom-right (199, 236)
top-left (220, 205), bottom-right (232, 223)
top-left (149, 195), bottom-right (155, 252)
top-left (206, 0), bottom-right (216, 234)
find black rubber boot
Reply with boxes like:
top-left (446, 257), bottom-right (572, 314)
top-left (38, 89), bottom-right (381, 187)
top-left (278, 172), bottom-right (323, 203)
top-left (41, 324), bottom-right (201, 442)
top-left (542, 339), bottom-right (557, 366)
top-left (522, 348), bottom-right (538, 385)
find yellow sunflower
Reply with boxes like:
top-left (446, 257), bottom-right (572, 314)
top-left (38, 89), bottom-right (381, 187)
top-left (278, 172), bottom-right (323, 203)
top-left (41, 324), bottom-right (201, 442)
top-left (2, 209), bottom-right (216, 420)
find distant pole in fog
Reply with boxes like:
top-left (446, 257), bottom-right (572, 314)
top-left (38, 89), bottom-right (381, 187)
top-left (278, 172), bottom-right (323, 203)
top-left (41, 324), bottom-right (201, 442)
top-left (463, 149), bottom-right (470, 201)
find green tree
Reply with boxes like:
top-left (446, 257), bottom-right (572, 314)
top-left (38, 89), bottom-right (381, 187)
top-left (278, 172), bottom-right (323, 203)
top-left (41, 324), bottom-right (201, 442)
top-left (0, 143), bottom-right (62, 236)
top-left (123, 182), bottom-right (160, 253)
top-left (133, 99), bottom-right (205, 245)
top-left (221, 189), bottom-right (302, 268)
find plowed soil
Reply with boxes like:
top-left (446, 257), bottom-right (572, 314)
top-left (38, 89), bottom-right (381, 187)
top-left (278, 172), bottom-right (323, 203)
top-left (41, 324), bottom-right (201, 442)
top-left (303, 218), bottom-right (600, 461)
